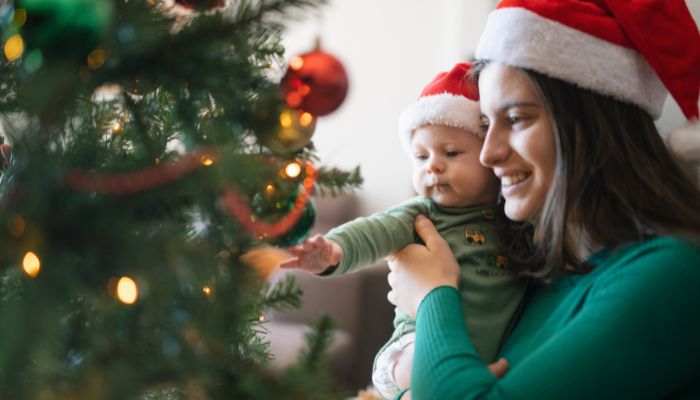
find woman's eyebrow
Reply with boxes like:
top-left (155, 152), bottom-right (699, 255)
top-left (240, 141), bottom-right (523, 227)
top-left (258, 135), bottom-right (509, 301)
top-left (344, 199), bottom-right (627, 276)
top-left (498, 101), bottom-right (539, 113)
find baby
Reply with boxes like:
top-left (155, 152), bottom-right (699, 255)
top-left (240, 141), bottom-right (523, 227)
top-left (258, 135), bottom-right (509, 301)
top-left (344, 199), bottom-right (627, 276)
top-left (280, 63), bottom-right (527, 398)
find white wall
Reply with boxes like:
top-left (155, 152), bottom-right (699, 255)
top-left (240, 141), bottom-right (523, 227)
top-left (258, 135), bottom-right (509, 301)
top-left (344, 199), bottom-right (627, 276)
top-left (283, 1), bottom-right (699, 216)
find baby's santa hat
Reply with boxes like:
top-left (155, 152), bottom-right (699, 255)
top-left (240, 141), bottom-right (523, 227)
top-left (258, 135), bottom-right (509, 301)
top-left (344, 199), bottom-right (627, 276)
top-left (398, 62), bottom-right (482, 154)
top-left (475, 0), bottom-right (700, 162)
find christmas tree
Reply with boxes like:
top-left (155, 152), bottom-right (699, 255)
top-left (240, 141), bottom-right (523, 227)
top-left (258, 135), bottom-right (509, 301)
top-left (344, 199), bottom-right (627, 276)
top-left (0, 0), bottom-right (360, 398)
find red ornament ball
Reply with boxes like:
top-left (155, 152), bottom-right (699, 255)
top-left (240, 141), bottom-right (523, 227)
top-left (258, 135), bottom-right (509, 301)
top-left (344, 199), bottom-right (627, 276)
top-left (175, 0), bottom-right (226, 10)
top-left (282, 50), bottom-right (349, 117)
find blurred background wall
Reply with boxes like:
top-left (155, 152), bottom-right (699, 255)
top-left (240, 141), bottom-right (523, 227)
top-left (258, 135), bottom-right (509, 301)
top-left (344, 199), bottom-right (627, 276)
top-left (282, 0), bottom-right (700, 216)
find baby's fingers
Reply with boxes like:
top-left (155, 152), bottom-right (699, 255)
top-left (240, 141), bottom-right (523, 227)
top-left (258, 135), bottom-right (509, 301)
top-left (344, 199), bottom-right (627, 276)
top-left (278, 257), bottom-right (300, 269)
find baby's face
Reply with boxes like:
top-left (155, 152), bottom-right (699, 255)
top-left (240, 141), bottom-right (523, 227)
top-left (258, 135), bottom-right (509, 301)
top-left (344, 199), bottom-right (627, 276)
top-left (411, 125), bottom-right (500, 207)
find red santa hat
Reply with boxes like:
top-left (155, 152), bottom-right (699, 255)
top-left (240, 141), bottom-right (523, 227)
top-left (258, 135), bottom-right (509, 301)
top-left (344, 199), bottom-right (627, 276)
top-left (475, 0), bottom-right (700, 122)
top-left (398, 62), bottom-right (482, 154)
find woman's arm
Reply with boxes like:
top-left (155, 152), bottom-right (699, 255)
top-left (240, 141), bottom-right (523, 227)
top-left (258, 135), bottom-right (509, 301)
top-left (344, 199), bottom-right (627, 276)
top-left (389, 218), bottom-right (700, 399)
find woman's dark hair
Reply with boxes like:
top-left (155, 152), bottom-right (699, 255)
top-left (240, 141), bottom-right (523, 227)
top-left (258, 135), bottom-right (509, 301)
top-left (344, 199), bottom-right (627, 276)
top-left (472, 60), bottom-right (700, 280)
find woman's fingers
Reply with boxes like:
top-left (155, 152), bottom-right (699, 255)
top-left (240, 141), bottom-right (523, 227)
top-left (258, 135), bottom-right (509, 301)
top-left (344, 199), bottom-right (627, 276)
top-left (413, 215), bottom-right (444, 249)
top-left (387, 271), bottom-right (396, 288)
top-left (487, 358), bottom-right (509, 378)
top-left (387, 290), bottom-right (397, 305)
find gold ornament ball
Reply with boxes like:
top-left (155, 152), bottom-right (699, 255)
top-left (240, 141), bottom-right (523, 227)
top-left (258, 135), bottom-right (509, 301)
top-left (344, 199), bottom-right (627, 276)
top-left (262, 107), bottom-right (316, 154)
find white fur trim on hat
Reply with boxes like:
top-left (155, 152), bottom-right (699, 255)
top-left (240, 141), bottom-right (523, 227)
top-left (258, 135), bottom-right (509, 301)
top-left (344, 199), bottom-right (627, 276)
top-left (475, 7), bottom-right (668, 119)
top-left (398, 93), bottom-right (482, 154)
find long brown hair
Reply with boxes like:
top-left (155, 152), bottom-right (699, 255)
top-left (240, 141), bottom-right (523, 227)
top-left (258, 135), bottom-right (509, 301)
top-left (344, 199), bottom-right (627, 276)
top-left (472, 60), bottom-right (700, 279)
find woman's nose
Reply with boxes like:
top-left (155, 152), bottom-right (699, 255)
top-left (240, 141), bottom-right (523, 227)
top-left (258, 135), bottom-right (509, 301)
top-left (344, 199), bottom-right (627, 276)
top-left (480, 126), bottom-right (509, 167)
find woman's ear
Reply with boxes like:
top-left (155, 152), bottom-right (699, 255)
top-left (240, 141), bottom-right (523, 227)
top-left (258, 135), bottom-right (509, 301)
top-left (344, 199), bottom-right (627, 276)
top-left (667, 120), bottom-right (700, 165)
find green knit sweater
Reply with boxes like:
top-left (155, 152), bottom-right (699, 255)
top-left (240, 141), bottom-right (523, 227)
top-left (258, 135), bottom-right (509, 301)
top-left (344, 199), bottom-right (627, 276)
top-left (412, 236), bottom-right (700, 399)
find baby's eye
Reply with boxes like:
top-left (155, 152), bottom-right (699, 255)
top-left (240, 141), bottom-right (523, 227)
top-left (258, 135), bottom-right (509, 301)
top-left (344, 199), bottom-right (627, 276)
top-left (446, 151), bottom-right (460, 157)
top-left (414, 154), bottom-right (428, 161)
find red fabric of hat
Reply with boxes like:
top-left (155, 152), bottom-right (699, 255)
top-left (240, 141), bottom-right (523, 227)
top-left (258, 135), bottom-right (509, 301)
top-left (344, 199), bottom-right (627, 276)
top-left (477, 0), bottom-right (700, 120)
top-left (398, 63), bottom-right (482, 154)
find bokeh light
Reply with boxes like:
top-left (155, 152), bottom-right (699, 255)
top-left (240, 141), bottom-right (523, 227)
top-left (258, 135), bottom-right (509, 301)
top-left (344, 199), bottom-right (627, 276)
top-left (199, 155), bottom-right (214, 166)
top-left (279, 111), bottom-right (293, 128)
top-left (116, 276), bottom-right (138, 304)
top-left (4, 34), bottom-right (24, 62)
top-left (284, 162), bottom-right (302, 178)
top-left (289, 56), bottom-right (304, 71)
top-left (87, 48), bottom-right (106, 70)
top-left (298, 112), bottom-right (313, 127)
top-left (22, 251), bottom-right (41, 278)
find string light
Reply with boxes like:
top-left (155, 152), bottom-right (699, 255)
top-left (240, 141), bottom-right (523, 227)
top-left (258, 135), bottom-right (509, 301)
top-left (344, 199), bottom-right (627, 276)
top-left (87, 48), bottom-right (106, 70)
top-left (265, 184), bottom-right (275, 196)
top-left (22, 251), bottom-right (41, 278)
top-left (4, 34), bottom-right (24, 62)
top-left (202, 286), bottom-right (212, 296)
top-left (199, 155), bottom-right (214, 166)
top-left (116, 276), bottom-right (138, 304)
top-left (284, 162), bottom-right (302, 178)
top-left (259, 314), bottom-right (265, 322)
top-left (289, 56), bottom-right (304, 71)
top-left (112, 121), bottom-right (123, 135)
top-left (279, 111), bottom-right (293, 128)
top-left (8, 214), bottom-right (26, 238)
top-left (298, 112), bottom-right (313, 127)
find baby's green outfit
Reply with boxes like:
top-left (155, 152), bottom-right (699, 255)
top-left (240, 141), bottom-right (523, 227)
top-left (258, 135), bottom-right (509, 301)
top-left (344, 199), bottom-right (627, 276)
top-left (323, 197), bottom-right (527, 399)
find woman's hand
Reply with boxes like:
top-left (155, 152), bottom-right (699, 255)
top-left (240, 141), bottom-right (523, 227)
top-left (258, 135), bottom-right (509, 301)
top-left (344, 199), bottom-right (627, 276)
top-left (386, 215), bottom-right (461, 318)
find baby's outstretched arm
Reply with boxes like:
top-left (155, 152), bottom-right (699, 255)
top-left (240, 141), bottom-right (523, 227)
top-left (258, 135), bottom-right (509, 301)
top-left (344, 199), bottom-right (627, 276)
top-left (278, 234), bottom-right (343, 274)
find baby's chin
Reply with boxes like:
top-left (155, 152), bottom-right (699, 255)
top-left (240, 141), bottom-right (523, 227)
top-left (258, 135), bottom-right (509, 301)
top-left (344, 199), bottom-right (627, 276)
top-left (424, 192), bottom-right (468, 207)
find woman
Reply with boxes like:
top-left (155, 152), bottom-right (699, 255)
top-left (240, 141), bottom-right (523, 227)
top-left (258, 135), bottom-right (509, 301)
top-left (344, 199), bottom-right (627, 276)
top-left (386, 1), bottom-right (700, 399)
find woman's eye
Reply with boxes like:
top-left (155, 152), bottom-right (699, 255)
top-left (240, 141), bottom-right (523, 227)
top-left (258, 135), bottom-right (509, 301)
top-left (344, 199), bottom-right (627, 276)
top-left (507, 115), bottom-right (527, 125)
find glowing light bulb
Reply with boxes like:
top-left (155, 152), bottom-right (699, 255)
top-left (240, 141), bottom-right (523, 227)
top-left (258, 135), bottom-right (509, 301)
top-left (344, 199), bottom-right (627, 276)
top-left (22, 251), bottom-right (40, 278)
top-left (259, 314), bottom-right (265, 322)
top-left (116, 276), bottom-right (138, 304)
top-left (202, 286), bottom-right (212, 296)
top-left (199, 155), bottom-right (214, 166)
top-left (112, 122), bottom-right (123, 135)
top-left (87, 48), bottom-right (105, 70)
top-left (284, 162), bottom-right (302, 178)
top-left (289, 56), bottom-right (304, 71)
top-left (4, 34), bottom-right (24, 62)
top-left (265, 184), bottom-right (275, 195)
top-left (8, 214), bottom-right (26, 238)
top-left (298, 112), bottom-right (313, 127)
top-left (279, 111), bottom-right (293, 128)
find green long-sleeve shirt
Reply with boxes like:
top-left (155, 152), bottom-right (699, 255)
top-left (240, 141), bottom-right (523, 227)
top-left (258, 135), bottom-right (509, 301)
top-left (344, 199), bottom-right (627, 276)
top-left (326, 197), bottom-right (527, 364)
top-left (412, 236), bottom-right (700, 399)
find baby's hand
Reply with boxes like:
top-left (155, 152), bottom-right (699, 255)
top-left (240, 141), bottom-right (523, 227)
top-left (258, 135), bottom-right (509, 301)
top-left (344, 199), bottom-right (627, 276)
top-left (278, 234), bottom-right (343, 274)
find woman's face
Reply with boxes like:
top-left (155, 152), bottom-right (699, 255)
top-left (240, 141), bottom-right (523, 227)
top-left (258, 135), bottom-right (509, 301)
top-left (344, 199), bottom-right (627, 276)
top-left (478, 63), bottom-right (557, 221)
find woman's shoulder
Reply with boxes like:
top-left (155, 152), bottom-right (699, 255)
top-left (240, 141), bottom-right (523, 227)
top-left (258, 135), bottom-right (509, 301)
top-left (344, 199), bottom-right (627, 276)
top-left (594, 236), bottom-right (700, 267)
top-left (590, 236), bottom-right (700, 295)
